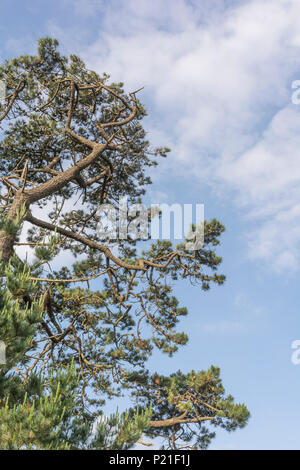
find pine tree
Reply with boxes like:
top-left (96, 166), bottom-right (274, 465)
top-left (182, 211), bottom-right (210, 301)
top-left (0, 38), bottom-right (250, 450)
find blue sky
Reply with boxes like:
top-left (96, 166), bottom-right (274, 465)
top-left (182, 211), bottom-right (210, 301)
top-left (2, 0), bottom-right (300, 449)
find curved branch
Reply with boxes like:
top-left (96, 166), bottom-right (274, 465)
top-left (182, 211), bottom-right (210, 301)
top-left (25, 210), bottom-right (147, 271)
top-left (0, 79), bottom-right (25, 122)
top-left (149, 416), bottom-right (215, 428)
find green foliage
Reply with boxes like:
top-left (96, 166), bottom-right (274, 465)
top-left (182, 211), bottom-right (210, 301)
top-left (90, 407), bottom-right (152, 450)
top-left (0, 212), bottom-right (150, 450)
top-left (130, 366), bottom-right (249, 449)
top-left (0, 203), bottom-right (26, 239)
top-left (0, 263), bottom-right (42, 372)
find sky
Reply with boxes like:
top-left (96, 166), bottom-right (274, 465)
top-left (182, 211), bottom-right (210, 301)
top-left (1, 0), bottom-right (300, 449)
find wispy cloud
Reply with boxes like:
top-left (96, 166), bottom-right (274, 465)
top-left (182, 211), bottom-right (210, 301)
top-left (47, 0), bottom-right (300, 273)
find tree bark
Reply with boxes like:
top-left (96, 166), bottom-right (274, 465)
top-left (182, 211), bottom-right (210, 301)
top-left (0, 191), bottom-right (29, 262)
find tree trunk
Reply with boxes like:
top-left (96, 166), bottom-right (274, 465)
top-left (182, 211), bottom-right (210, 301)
top-left (0, 191), bottom-right (29, 262)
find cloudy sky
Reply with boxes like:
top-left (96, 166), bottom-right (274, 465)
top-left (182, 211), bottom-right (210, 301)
top-left (2, 0), bottom-right (300, 449)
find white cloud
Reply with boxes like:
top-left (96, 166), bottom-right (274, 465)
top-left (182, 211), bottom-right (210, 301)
top-left (218, 105), bottom-right (300, 271)
top-left (49, 0), bottom-right (300, 272)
